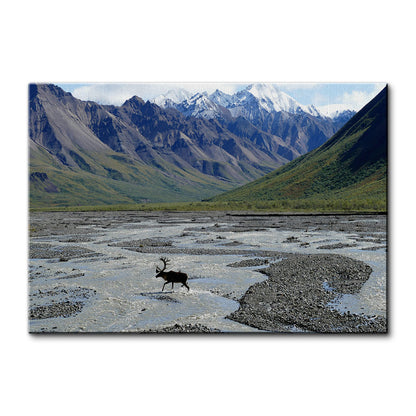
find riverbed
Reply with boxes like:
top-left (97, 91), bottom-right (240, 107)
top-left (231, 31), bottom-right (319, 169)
top-left (29, 211), bottom-right (387, 333)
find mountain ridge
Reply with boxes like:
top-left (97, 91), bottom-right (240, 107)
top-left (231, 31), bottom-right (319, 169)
top-left (29, 84), bottom-right (297, 207)
top-left (210, 86), bottom-right (387, 210)
top-left (29, 83), bottom-right (360, 209)
top-left (152, 83), bottom-right (356, 121)
top-left (152, 83), bottom-right (355, 155)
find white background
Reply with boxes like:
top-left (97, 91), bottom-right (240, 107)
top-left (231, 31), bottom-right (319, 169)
top-left (1, 1), bottom-right (414, 415)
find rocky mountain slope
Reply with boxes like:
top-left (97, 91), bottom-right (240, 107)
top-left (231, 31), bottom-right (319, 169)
top-left (154, 83), bottom-right (355, 155)
top-left (29, 83), bottom-right (356, 208)
top-left (211, 87), bottom-right (387, 209)
top-left (29, 84), bottom-right (290, 207)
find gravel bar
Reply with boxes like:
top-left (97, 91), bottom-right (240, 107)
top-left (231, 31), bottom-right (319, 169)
top-left (228, 253), bottom-right (387, 333)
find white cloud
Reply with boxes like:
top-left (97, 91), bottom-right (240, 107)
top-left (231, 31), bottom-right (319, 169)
top-left (71, 84), bottom-right (164, 105)
top-left (70, 83), bottom-right (248, 105)
top-left (68, 82), bottom-right (387, 110)
top-left (339, 83), bottom-right (386, 111)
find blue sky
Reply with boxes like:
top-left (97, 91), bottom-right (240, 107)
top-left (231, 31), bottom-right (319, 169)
top-left (57, 82), bottom-right (386, 111)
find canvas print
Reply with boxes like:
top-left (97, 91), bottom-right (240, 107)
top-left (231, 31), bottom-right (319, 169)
top-left (29, 82), bottom-right (387, 333)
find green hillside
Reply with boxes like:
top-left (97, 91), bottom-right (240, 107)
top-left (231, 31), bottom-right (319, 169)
top-left (29, 144), bottom-right (238, 209)
top-left (28, 84), bottom-right (281, 209)
top-left (211, 87), bottom-right (387, 212)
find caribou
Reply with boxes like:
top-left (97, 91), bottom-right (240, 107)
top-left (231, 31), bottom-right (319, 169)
top-left (155, 257), bottom-right (190, 292)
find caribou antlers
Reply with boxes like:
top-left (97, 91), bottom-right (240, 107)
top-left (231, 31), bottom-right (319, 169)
top-left (155, 257), bottom-right (170, 274)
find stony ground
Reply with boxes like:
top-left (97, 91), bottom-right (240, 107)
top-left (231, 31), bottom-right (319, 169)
top-left (29, 211), bottom-right (387, 333)
top-left (228, 254), bottom-right (387, 333)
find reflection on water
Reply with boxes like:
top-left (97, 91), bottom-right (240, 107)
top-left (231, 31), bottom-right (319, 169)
top-left (29, 217), bottom-right (386, 332)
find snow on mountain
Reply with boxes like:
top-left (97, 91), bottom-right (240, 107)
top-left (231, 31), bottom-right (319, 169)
top-left (151, 83), bottom-right (355, 122)
top-left (176, 92), bottom-right (229, 120)
top-left (245, 83), bottom-right (301, 113)
top-left (226, 88), bottom-right (265, 119)
top-left (317, 103), bottom-right (356, 119)
top-left (241, 84), bottom-right (356, 119)
top-left (301, 104), bottom-right (323, 117)
top-left (153, 83), bottom-right (319, 118)
top-left (209, 89), bottom-right (234, 107)
top-left (242, 84), bottom-right (327, 117)
top-left (153, 88), bottom-right (193, 108)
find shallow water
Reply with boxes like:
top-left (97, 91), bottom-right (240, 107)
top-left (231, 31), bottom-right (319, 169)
top-left (29, 214), bottom-right (387, 332)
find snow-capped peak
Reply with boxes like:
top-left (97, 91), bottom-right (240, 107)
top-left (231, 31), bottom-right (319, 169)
top-left (242, 83), bottom-right (325, 117)
top-left (153, 88), bottom-right (193, 107)
top-left (151, 84), bottom-right (355, 121)
top-left (300, 104), bottom-right (324, 118)
top-left (209, 89), bottom-right (234, 107)
top-left (177, 91), bottom-right (226, 119)
top-left (245, 84), bottom-right (295, 112)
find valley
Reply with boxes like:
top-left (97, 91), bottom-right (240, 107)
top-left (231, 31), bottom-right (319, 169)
top-left (28, 83), bottom-right (388, 334)
top-left (211, 87), bottom-right (387, 211)
top-left (29, 83), bottom-right (354, 209)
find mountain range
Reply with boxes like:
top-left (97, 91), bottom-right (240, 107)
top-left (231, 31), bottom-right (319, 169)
top-left (153, 83), bottom-right (355, 155)
top-left (211, 86), bottom-right (387, 210)
top-left (29, 83), bottom-right (356, 208)
top-left (153, 83), bottom-right (353, 121)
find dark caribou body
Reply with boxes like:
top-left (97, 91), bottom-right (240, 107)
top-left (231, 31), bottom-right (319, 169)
top-left (155, 257), bottom-right (190, 291)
